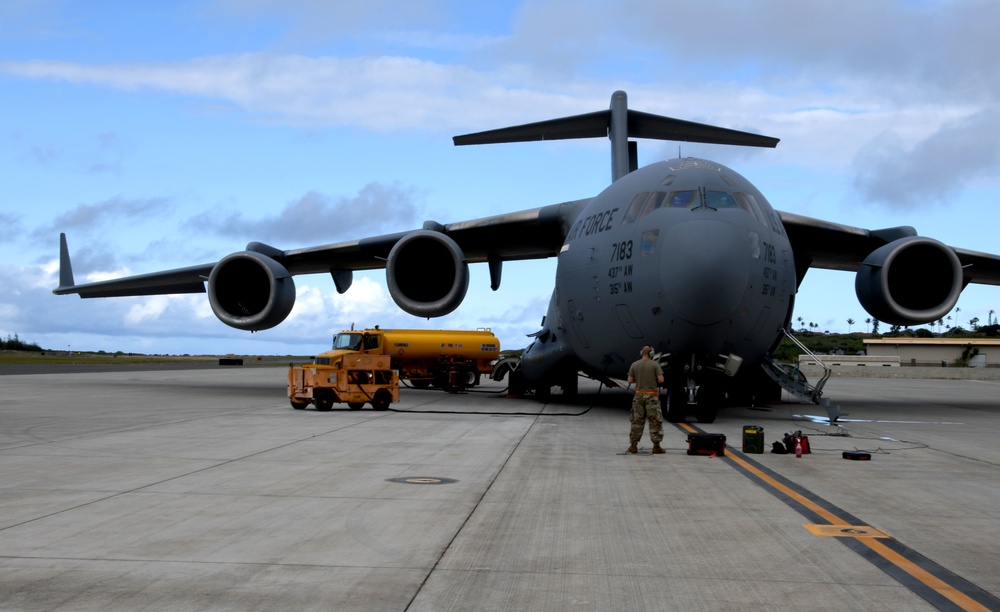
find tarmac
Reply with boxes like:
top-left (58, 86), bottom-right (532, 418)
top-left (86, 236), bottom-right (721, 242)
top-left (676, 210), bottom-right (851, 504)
top-left (1, 365), bottom-right (998, 611)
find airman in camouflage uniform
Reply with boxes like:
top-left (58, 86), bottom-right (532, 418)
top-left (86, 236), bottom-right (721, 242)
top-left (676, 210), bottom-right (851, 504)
top-left (626, 346), bottom-right (665, 454)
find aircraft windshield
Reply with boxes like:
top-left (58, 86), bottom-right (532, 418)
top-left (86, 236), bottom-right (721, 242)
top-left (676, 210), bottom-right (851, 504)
top-left (705, 191), bottom-right (738, 209)
top-left (333, 333), bottom-right (363, 351)
top-left (667, 190), bottom-right (700, 208)
top-left (621, 189), bottom-right (754, 224)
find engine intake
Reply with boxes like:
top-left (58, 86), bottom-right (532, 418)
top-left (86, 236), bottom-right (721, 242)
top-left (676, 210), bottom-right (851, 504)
top-left (386, 230), bottom-right (469, 317)
top-left (208, 251), bottom-right (296, 331)
top-left (855, 236), bottom-right (962, 326)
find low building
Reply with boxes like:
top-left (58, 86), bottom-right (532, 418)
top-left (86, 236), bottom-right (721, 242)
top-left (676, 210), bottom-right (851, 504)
top-left (798, 354), bottom-right (900, 367)
top-left (863, 337), bottom-right (1000, 367)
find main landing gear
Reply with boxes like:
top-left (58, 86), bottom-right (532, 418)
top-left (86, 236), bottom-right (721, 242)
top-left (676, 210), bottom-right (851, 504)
top-left (664, 385), bottom-right (719, 424)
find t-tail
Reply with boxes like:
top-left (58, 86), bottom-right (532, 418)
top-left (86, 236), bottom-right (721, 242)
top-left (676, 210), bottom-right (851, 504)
top-left (453, 91), bottom-right (779, 182)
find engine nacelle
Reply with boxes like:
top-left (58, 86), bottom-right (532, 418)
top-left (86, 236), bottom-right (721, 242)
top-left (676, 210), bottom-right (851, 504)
top-left (386, 230), bottom-right (469, 317)
top-left (208, 251), bottom-right (296, 331)
top-left (855, 236), bottom-right (962, 326)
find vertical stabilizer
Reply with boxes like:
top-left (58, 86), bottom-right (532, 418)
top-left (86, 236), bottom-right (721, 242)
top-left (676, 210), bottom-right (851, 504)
top-left (608, 90), bottom-right (630, 182)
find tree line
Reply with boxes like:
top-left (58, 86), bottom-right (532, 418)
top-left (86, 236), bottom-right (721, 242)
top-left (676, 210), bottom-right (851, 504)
top-left (1, 333), bottom-right (43, 352)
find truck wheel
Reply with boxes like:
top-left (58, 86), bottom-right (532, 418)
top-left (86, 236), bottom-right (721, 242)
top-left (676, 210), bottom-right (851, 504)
top-left (290, 400), bottom-right (309, 410)
top-left (372, 390), bottom-right (391, 411)
top-left (347, 402), bottom-right (365, 410)
top-left (462, 369), bottom-right (477, 387)
top-left (315, 392), bottom-right (334, 412)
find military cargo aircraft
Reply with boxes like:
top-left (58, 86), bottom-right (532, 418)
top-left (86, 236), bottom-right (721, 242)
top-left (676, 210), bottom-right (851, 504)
top-left (55, 91), bottom-right (1000, 422)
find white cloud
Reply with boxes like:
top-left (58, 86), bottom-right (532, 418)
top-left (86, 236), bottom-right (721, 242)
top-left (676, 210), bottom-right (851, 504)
top-left (123, 295), bottom-right (171, 325)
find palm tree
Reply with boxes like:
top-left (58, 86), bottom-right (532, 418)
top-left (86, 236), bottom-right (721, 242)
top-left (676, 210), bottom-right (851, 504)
top-left (970, 317), bottom-right (979, 330)
top-left (865, 317), bottom-right (872, 333)
top-left (989, 309), bottom-right (996, 326)
top-left (847, 318), bottom-right (855, 333)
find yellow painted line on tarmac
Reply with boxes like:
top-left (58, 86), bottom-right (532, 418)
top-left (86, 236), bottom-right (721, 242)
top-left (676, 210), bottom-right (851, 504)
top-left (858, 538), bottom-right (992, 612)
top-left (804, 524), bottom-right (889, 538)
top-left (723, 450), bottom-right (852, 526)
top-left (692, 428), bottom-right (991, 612)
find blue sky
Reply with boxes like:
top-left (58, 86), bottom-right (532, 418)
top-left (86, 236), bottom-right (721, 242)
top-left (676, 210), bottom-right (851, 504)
top-left (2, 0), bottom-right (999, 356)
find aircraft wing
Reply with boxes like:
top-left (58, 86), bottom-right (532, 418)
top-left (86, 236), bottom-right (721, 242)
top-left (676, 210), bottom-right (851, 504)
top-left (779, 210), bottom-right (1000, 287)
top-left (54, 199), bottom-right (588, 298)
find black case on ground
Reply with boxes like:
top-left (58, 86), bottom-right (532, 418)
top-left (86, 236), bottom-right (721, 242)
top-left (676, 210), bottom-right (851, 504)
top-left (687, 433), bottom-right (726, 456)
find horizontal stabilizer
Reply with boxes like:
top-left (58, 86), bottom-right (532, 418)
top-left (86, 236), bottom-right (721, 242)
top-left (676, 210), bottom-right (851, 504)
top-left (454, 108), bottom-right (779, 148)
top-left (454, 91), bottom-right (778, 182)
top-left (454, 110), bottom-right (609, 145)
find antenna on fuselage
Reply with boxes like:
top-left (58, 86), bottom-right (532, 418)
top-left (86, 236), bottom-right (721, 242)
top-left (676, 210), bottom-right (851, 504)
top-left (452, 91), bottom-right (780, 183)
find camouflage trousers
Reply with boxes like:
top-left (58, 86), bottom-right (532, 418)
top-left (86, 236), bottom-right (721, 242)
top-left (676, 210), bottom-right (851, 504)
top-left (630, 392), bottom-right (664, 444)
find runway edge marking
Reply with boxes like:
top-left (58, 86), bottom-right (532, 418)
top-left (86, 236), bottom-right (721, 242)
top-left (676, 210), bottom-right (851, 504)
top-left (675, 422), bottom-right (999, 612)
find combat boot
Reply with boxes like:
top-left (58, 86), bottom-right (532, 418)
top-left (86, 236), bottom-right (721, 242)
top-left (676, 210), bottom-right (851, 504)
top-left (627, 442), bottom-right (638, 454)
top-left (652, 442), bottom-right (665, 454)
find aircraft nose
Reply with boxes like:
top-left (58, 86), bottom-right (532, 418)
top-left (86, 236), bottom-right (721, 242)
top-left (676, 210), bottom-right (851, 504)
top-left (659, 218), bottom-right (750, 325)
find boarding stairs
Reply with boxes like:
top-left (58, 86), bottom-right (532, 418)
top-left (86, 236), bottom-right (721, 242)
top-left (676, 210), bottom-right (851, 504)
top-left (761, 329), bottom-right (840, 422)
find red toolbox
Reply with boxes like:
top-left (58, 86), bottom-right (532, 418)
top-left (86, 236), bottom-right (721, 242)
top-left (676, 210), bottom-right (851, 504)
top-left (687, 433), bottom-right (726, 456)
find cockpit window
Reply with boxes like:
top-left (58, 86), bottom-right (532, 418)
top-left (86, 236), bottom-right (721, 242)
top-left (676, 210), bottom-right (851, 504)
top-left (622, 192), bottom-right (667, 225)
top-left (667, 190), bottom-right (700, 208)
top-left (621, 192), bottom-right (649, 224)
top-left (733, 192), bottom-right (767, 225)
top-left (640, 192), bottom-right (666, 217)
top-left (705, 191), bottom-right (738, 209)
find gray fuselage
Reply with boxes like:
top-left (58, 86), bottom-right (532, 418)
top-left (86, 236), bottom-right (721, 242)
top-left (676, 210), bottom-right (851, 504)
top-left (554, 158), bottom-right (795, 380)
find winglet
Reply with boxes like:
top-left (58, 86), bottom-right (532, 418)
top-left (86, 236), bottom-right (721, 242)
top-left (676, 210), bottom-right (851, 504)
top-left (56, 233), bottom-right (75, 292)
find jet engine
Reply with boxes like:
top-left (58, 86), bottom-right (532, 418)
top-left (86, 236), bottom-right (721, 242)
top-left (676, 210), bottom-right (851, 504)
top-left (386, 230), bottom-right (470, 317)
top-left (208, 251), bottom-right (296, 331)
top-left (855, 236), bottom-right (963, 326)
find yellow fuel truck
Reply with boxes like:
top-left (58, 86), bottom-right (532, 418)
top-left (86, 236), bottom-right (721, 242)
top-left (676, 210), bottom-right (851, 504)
top-left (317, 326), bottom-right (500, 390)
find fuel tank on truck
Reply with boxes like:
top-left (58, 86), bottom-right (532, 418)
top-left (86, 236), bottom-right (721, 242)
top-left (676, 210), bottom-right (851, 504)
top-left (363, 328), bottom-right (500, 362)
top-left (316, 327), bottom-right (501, 386)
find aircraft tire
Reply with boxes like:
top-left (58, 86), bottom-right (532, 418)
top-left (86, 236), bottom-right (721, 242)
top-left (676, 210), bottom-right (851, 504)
top-left (695, 388), bottom-right (721, 423)
top-left (535, 384), bottom-right (551, 401)
top-left (664, 387), bottom-right (686, 423)
top-left (560, 374), bottom-right (579, 396)
top-left (695, 404), bottom-right (717, 424)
